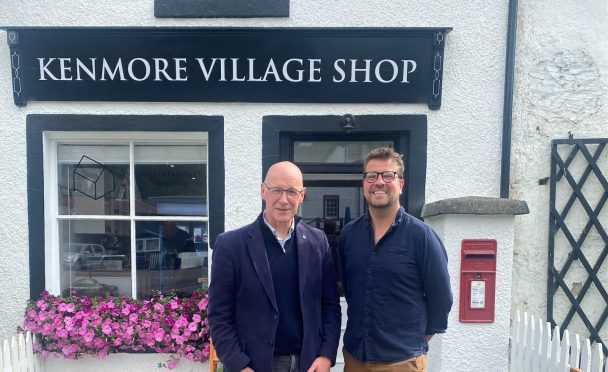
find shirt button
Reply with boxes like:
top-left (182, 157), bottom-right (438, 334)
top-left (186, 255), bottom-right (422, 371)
top-left (273, 314), bottom-right (278, 320)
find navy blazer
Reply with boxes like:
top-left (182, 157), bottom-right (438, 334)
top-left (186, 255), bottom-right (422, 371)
top-left (208, 217), bottom-right (341, 372)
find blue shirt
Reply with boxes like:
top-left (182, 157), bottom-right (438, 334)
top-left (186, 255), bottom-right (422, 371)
top-left (339, 207), bottom-right (452, 362)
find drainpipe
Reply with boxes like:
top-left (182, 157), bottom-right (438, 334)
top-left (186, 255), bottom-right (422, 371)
top-left (500, 0), bottom-right (519, 198)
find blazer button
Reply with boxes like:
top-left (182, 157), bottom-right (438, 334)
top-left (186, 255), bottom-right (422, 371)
top-left (273, 314), bottom-right (279, 320)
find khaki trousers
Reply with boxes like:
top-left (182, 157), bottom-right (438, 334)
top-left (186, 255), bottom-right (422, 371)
top-left (343, 348), bottom-right (427, 372)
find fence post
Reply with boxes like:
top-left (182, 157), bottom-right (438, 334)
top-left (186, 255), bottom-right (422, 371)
top-left (540, 322), bottom-right (552, 372)
top-left (581, 339), bottom-right (592, 372)
top-left (571, 333), bottom-right (581, 371)
top-left (524, 313), bottom-right (535, 371)
top-left (592, 343), bottom-right (605, 372)
top-left (559, 330), bottom-right (570, 372)
top-left (3, 339), bottom-right (12, 372)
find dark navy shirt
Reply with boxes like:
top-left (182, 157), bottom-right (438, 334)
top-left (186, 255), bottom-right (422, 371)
top-left (339, 207), bottom-right (452, 362)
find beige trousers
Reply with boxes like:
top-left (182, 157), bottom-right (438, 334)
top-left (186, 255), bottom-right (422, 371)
top-left (343, 348), bottom-right (427, 372)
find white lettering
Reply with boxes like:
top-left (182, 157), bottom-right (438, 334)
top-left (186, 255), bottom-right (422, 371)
top-left (76, 58), bottom-right (96, 81)
top-left (58, 58), bottom-right (73, 80)
top-left (38, 58), bottom-right (58, 81)
top-left (101, 59), bottom-right (126, 81)
top-left (248, 58), bottom-right (264, 82)
top-left (196, 58), bottom-right (217, 81)
top-left (401, 60), bottom-right (417, 83)
top-left (174, 58), bottom-right (187, 81)
top-left (308, 59), bottom-right (322, 82)
top-left (154, 58), bottom-right (171, 81)
top-left (350, 59), bottom-right (372, 83)
top-left (231, 58), bottom-right (246, 82)
top-left (374, 59), bottom-right (398, 83)
top-left (283, 59), bottom-right (304, 82)
top-left (262, 59), bottom-right (282, 82)
top-left (333, 59), bottom-right (346, 82)
top-left (127, 58), bottom-right (151, 82)
top-left (218, 58), bottom-right (226, 81)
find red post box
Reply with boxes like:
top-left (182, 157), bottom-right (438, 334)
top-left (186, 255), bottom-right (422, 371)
top-left (459, 239), bottom-right (497, 323)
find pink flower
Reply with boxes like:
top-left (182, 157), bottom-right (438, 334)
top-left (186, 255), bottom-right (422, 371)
top-left (24, 289), bottom-right (211, 365)
top-left (101, 323), bottom-right (112, 335)
top-left (36, 300), bottom-right (48, 310)
top-left (167, 358), bottom-right (179, 369)
top-left (154, 328), bottom-right (165, 342)
top-left (129, 313), bottom-right (138, 323)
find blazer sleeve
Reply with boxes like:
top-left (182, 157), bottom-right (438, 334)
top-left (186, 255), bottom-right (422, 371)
top-left (208, 233), bottom-right (251, 371)
top-left (317, 233), bottom-right (342, 365)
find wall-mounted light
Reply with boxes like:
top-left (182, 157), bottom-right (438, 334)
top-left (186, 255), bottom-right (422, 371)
top-left (341, 114), bottom-right (356, 133)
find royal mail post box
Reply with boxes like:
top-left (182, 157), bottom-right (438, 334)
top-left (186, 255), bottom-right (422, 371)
top-left (459, 239), bottom-right (497, 323)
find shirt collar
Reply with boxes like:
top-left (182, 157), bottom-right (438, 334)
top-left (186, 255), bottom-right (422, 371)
top-left (262, 212), bottom-right (295, 251)
top-left (366, 206), bottom-right (406, 227)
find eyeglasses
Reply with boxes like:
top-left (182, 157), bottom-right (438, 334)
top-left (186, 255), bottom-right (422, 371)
top-left (263, 183), bottom-right (304, 199)
top-left (363, 171), bottom-right (400, 183)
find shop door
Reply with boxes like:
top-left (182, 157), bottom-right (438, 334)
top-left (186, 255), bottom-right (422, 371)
top-left (263, 114), bottom-right (428, 371)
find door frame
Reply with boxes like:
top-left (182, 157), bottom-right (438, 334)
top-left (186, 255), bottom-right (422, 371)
top-left (262, 114), bottom-right (427, 217)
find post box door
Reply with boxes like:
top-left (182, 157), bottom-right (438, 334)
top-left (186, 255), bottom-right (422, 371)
top-left (459, 239), bottom-right (497, 323)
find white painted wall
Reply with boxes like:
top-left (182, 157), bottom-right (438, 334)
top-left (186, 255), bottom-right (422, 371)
top-left (510, 0), bottom-right (608, 339)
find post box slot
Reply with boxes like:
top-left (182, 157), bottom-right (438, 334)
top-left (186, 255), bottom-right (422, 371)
top-left (463, 250), bottom-right (495, 258)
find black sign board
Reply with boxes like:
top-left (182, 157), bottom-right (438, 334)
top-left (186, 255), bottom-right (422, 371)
top-left (7, 28), bottom-right (451, 108)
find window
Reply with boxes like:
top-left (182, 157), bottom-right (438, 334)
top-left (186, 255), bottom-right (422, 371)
top-left (27, 115), bottom-right (224, 299)
top-left (49, 133), bottom-right (208, 299)
top-left (323, 195), bottom-right (339, 219)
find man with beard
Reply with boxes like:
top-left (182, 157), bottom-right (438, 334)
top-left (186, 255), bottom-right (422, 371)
top-left (339, 147), bottom-right (452, 372)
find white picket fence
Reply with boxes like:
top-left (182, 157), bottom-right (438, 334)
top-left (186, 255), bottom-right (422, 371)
top-left (511, 310), bottom-right (608, 372)
top-left (0, 332), bottom-right (43, 372)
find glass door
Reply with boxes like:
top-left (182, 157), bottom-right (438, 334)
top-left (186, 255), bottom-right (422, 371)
top-left (290, 136), bottom-right (397, 295)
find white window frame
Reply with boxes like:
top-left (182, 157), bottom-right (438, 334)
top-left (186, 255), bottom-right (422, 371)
top-left (43, 131), bottom-right (209, 299)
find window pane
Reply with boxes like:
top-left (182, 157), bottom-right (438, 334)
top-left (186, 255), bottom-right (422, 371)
top-left (301, 186), bottom-right (364, 230)
top-left (293, 141), bottom-right (393, 164)
top-left (58, 144), bottom-right (130, 216)
top-left (136, 220), bottom-right (208, 298)
top-left (59, 220), bottom-right (131, 297)
top-left (134, 145), bottom-right (207, 216)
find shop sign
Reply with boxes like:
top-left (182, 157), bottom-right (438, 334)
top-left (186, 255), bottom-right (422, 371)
top-left (7, 28), bottom-right (450, 108)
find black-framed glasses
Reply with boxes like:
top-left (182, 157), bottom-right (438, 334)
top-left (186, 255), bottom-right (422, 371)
top-left (363, 171), bottom-right (400, 183)
top-left (263, 183), bottom-right (304, 199)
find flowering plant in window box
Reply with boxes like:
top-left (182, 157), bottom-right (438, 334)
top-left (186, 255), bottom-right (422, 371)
top-left (21, 289), bottom-right (210, 369)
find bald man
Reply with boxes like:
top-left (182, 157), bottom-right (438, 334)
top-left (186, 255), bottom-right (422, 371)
top-left (209, 162), bottom-right (341, 372)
